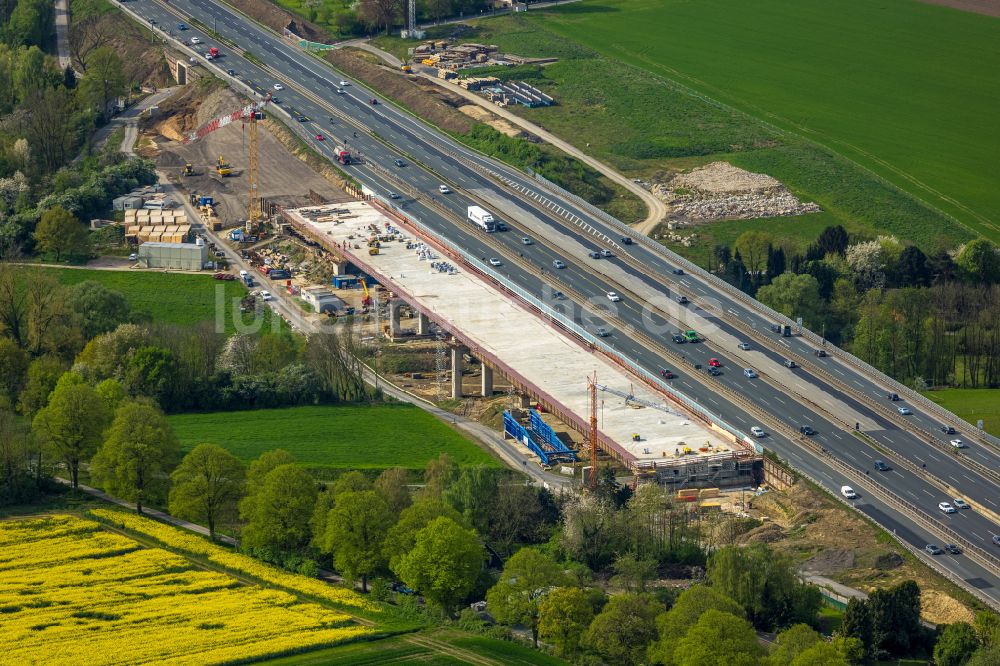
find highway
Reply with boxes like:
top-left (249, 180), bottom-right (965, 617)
top-left (126, 0), bottom-right (1000, 604)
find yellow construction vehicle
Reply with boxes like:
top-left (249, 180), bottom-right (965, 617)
top-left (182, 163), bottom-right (194, 176)
top-left (368, 247), bottom-right (380, 256)
top-left (361, 280), bottom-right (371, 307)
top-left (216, 155), bottom-right (232, 177)
top-left (401, 63), bottom-right (412, 73)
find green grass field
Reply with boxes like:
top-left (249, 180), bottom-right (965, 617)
top-left (22, 266), bottom-right (280, 335)
top-left (531, 0), bottom-right (1000, 243)
top-left (261, 630), bottom-right (568, 665)
top-left (921, 389), bottom-right (1000, 436)
top-left (167, 405), bottom-right (501, 472)
top-left (374, 12), bottom-right (975, 255)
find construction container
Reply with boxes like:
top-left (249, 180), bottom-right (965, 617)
top-left (699, 488), bottom-right (720, 499)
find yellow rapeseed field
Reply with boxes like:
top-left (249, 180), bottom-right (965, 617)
top-left (0, 515), bottom-right (375, 665)
top-left (87, 508), bottom-right (380, 614)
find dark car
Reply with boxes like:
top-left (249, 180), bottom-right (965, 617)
top-left (944, 544), bottom-right (962, 555)
top-left (495, 222), bottom-right (508, 232)
top-left (394, 158), bottom-right (406, 167)
top-left (671, 334), bottom-right (686, 344)
top-left (296, 114), bottom-right (308, 122)
top-left (815, 349), bottom-right (827, 357)
top-left (620, 236), bottom-right (633, 245)
top-left (887, 393), bottom-right (900, 401)
top-left (940, 425), bottom-right (956, 435)
top-left (799, 425), bottom-right (815, 436)
top-left (227, 68), bottom-right (236, 76)
top-left (874, 460), bottom-right (890, 472)
top-left (671, 267), bottom-right (684, 275)
top-left (660, 369), bottom-right (675, 379)
top-left (993, 535), bottom-right (1000, 546)
top-left (925, 544), bottom-right (943, 556)
top-left (676, 295), bottom-right (689, 304)
top-left (707, 367), bottom-right (722, 376)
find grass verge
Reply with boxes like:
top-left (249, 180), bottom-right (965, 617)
top-left (921, 388), bottom-right (999, 437)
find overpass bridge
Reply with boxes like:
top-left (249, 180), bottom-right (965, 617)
top-left (282, 201), bottom-right (762, 488)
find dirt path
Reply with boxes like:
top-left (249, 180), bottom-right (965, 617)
top-left (917, 0), bottom-right (1000, 17)
top-left (353, 42), bottom-right (666, 232)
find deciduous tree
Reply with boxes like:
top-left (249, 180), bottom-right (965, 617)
top-left (241, 462), bottom-right (316, 554)
top-left (34, 206), bottom-right (88, 262)
top-left (78, 46), bottom-right (125, 121)
top-left (169, 443), bottom-right (246, 539)
top-left (90, 401), bottom-right (179, 513)
top-left (374, 466), bottom-right (411, 514)
top-left (395, 515), bottom-right (483, 611)
top-left (384, 497), bottom-right (464, 571)
top-left (933, 622), bottom-right (980, 666)
top-left (673, 609), bottom-right (764, 666)
top-left (486, 547), bottom-right (566, 646)
top-left (648, 585), bottom-right (746, 665)
top-left (321, 490), bottom-right (393, 592)
top-left (584, 593), bottom-right (663, 666)
top-left (31, 378), bottom-right (109, 487)
top-left (538, 586), bottom-right (594, 656)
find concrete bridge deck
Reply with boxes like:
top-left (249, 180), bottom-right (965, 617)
top-left (284, 201), bottom-right (743, 472)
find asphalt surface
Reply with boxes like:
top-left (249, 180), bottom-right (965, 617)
top-left (126, 0), bottom-right (999, 605)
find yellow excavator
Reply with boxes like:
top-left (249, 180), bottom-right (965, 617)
top-left (216, 155), bottom-right (232, 177)
top-left (182, 163), bottom-right (194, 176)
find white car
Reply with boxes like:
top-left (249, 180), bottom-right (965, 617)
top-left (898, 407), bottom-right (912, 415)
top-left (190, 36), bottom-right (201, 45)
top-left (738, 342), bottom-right (751, 350)
top-left (260, 290), bottom-right (272, 301)
top-left (128, 253), bottom-right (138, 261)
top-left (606, 291), bottom-right (621, 302)
top-left (841, 486), bottom-right (857, 499)
top-left (939, 502), bottom-right (956, 514)
top-left (273, 83), bottom-right (284, 91)
top-left (950, 439), bottom-right (966, 449)
top-left (743, 368), bottom-right (757, 378)
top-left (953, 498), bottom-right (970, 510)
top-left (339, 80), bottom-right (349, 86)
top-left (750, 426), bottom-right (766, 438)
top-left (388, 192), bottom-right (399, 199)
top-left (336, 87), bottom-right (345, 94)
top-left (438, 184), bottom-right (450, 194)
top-left (488, 258), bottom-right (501, 267)
top-left (238, 270), bottom-right (248, 278)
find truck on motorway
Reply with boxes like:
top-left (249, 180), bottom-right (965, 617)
top-left (333, 145), bottom-right (351, 165)
top-left (467, 206), bottom-right (496, 232)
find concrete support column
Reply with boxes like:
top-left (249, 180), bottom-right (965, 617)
top-left (389, 300), bottom-right (401, 337)
top-left (481, 364), bottom-right (493, 397)
top-left (418, 312), bottom-right (431, 336)
top-left (451, 345), bottom-right (464, 399)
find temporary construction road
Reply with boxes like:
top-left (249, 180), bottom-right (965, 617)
top-left (120, 0), bottom-right (1000, 605)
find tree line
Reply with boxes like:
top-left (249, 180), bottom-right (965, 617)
top-left (0, 0), bottom-right (152, 255)
top-left (716, 227), bottom-right (1000, 388)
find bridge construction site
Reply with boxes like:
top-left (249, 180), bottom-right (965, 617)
top-left (282, 201), bottom-right (763, 488)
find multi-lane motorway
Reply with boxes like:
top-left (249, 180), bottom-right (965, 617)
top-left (126, 0), bottom-right (1000, 604)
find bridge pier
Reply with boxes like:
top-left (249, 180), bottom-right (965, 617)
top-left (389, 300), bottom-right (402, 337)
top-left (481, 364), bottom-right (493, 397)
top-left (418, 312), bottom-right (431, 336)
top-left (451, 344), bottom-right (464, 399)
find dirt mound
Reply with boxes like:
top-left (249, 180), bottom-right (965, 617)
top-left (324, 49), bottom-right (473, 135)
top-left (921, 589), bottom-right (974, 625)
top-left (741, 523), bottom-right (785, 544)
top-left (224, 0), bottom-right (329, 42)
top-left (147, 86), bottom-right (243, 144)
top-left (873, 552), bottom-right (904, 570)
top-left (801, 549), bottom-right (855, 574)
top-left (653, 161), bottom-right (821, 223)
top-left (157, 150), bottom-right (186, 168)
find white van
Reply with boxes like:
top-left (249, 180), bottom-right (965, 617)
top-left (841, 486), bottom-right (857, 499)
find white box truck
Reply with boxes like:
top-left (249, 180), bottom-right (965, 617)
top-left (467, 205), bottom-right (496, 232)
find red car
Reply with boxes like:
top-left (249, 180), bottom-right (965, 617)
top-left (708, 358), bottom-right (722, 367)
top-left (660, 369), bottom-right (675, 379)
top-left (315, 134), bottom-right (325, 141)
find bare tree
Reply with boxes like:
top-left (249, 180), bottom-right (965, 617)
top-left (16, 87), bottom-right (78, 173)
top-left (69, 15), bottom-right (116, 73)
top-left (359, 0), bottom-right (404, 34)
top-left (306, 324), bottom-right (368, 402)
